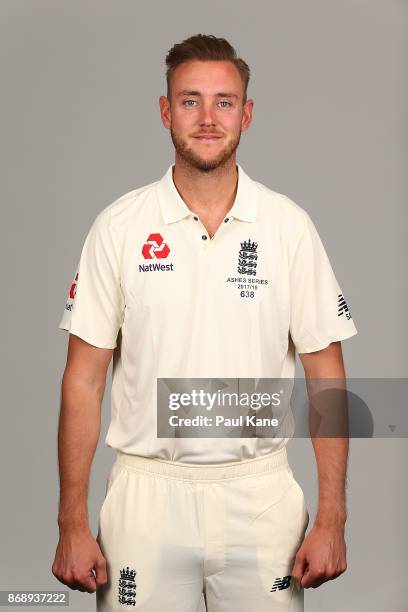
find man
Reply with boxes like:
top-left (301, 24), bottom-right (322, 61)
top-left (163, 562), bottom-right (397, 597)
top-left (53, 34), bottom-right (357, 611)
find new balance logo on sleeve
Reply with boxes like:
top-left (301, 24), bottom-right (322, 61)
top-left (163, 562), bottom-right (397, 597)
top-left (270, 575), bottom-right (292, 592)
top-left (338, 293), bottom-right (352, 319)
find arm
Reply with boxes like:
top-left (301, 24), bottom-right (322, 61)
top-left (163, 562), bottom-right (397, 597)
top-left (52, 334), bottom-right (113, 593)
top-left (292, 341), bottom-right (348, 589)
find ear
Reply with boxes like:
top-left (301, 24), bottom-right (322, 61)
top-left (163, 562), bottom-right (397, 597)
top-left (241, 99), bottom-right (254, 132)
top-left (159, 95), bottom-right (171, 129)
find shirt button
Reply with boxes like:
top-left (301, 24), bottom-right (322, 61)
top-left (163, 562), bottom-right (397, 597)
top-left (224, 217), bottom-right (229, 223)
top-left (193, 216), bottom-right (198, 221)
top-left (202, 235), bottom-right (207, 240)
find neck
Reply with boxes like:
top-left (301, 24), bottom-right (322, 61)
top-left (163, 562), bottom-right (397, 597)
top-left (172, 154), bottom-right (238, 216)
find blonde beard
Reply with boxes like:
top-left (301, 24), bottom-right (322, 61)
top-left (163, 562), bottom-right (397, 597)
top-left (170, 128), bottom-right (241, 172)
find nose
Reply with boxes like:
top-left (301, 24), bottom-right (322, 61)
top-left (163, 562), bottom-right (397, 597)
top-left (198, 102), bottom-right (216, 127)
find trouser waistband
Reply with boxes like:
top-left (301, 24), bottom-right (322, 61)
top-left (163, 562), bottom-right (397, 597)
top-left (116, 447), bottom-right (289, 481)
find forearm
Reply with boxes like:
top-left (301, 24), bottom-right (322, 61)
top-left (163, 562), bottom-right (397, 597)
top-left (300, 342), bottom-right (349, 528)
top-left (311, 436), bottom-right (348, 527)
top-left (57, 371), bottom-right (104, 531)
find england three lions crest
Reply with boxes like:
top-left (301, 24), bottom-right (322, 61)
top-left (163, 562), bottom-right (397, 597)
top-left (238, 239), bottom-right (258, 276)
top-left (118, 566), bottom-right (136, 606)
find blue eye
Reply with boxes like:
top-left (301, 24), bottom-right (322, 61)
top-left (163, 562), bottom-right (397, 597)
top-left (182, 99), bottom-right (232, 108)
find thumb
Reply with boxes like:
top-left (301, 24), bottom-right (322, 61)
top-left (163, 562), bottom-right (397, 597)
top-left (94, 556), bottom-right (108, 588)
top-left (291, 549), bottom-right (307, 590)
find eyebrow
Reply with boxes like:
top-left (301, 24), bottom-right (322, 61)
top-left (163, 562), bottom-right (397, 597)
top-left (177, 90), bottom-right (239, 99)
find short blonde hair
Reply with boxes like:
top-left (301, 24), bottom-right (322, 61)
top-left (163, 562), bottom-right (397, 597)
top-left (165, 33), bottom-right (250, 104)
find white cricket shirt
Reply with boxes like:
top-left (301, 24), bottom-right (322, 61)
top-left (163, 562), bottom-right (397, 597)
top-left (58, 163), bottom-right (357, 463)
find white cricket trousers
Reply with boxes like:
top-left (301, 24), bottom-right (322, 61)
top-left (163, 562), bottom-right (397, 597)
top-left (96, 447), bottom-right (309, 611)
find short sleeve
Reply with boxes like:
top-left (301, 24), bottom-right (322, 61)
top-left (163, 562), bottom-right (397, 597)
top-left (289, 213), bottom-right (357, 353)
top-left (58, 209), bottom-right (125, 349)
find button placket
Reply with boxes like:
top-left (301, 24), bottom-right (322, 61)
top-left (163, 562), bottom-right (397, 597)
top-left (209, 215), bottom-right (233, 243)
top-left (190, 213), bottom-right (234, 247)
top-left (192, 216), bottom-right (210, 247)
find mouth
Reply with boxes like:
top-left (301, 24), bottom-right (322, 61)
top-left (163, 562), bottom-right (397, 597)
top-left (194, 135), bottom-right (222, 141)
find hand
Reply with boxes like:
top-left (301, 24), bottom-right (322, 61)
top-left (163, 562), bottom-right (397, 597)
top-left (52, 526), bottom-right (108, 593)
top-left (291, 522), bottom-right (347, 589)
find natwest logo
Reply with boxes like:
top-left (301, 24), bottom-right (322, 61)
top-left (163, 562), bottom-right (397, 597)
top-left (64, 271), bottom-right (78, 312)
top-left (142, 233), bottom-right (170, 259)
top-left (69, 272), bottom-right (78, 299)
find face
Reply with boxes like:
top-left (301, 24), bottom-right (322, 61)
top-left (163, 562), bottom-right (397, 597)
top-left (159, 60), bottom-right (253, 172)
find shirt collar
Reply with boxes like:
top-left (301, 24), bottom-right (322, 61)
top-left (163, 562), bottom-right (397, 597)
top-left (156, 162), bottom-right (259, 224)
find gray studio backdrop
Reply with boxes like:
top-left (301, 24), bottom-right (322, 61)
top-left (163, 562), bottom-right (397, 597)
top-left (0, 1), bottom-right (407, 611)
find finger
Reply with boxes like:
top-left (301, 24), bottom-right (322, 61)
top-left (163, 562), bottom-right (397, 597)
top-left (74, 573), bottom-right (97, 594)
top-left (67, 580), bottom-right (81, 591)
top-left (59, 575), bottom-right (77, 590)
top-left (302, 570), bottom-right (327, 589)
top-left (310, 577), bottom-right (327, 588)
top-left (95, 557), bottom-right (108, 587)
top-left (291, 553), bottom-right (307, 590)
top-left (83, 574), bottom-right (97, 594)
